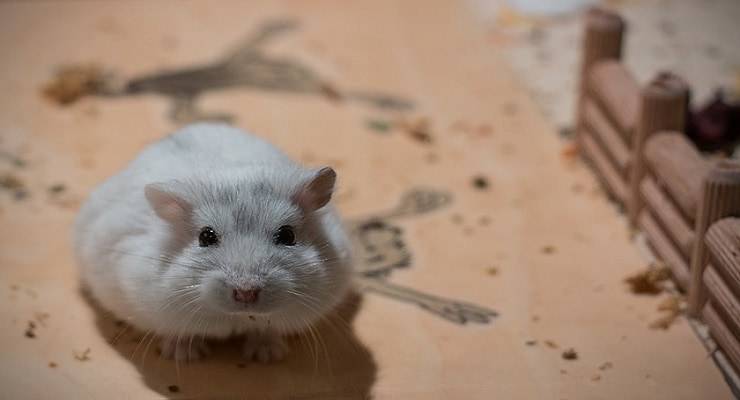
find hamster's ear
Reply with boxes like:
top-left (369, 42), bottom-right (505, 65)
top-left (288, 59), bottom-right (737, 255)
top-left (145, 183), bottom-right (192, 223)
top-left (293, 167), bottom-right (336, 211)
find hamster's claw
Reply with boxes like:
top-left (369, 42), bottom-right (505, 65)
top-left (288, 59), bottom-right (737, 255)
top-left (242, 332), bottom-right (288, 363)
top-left (159, 337), bottom-right (211, 362)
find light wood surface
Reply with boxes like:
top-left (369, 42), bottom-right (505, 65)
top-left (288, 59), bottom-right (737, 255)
top-left (0, 1), bottom-right (732, 399)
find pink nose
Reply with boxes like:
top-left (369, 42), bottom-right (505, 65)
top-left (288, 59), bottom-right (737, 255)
top-left (233, 288), bottom-right (260, 304)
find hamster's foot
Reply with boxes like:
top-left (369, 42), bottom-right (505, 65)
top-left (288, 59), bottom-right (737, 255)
top-left (159, 337), bottom-right (211, 362)
top-left (242, 331), bottom-right (288, 363)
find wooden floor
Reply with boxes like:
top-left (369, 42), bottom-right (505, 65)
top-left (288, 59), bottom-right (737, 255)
top-left (0, 1), bottom-right (733, 399)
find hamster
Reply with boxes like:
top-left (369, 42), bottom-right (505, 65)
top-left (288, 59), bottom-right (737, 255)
top-left (74, 123), bottom-right (353, 362)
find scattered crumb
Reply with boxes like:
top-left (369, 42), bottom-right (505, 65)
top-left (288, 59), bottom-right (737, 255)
top-left (478, 216), bottom-right (491, 226)
top-left (544, 340), bottom-right (558, 349)
top-left (571, 183), bottom-right (585, 193)
top-left (591, 374), bottom-right (601, 382)
top-left (541, 245), bottom-right (556, 254)
top-left (525, 340), bottom-right (537, 346)
top-left (48, 362), bottom-right (57, 368)
top-left (486, 267), bottom-right (499, 276)
top-left (598, 361), bottom-right (613, 371)
top-left (532, 315), bottom-right (541, 323)
top-left (319, 82), bottom-right (342, 102)
top-left (248, 315), bottom-right (256, 321)
top-left (10, 284), bottom-right (19, 291)
top-left (0, 173), bottom-right (24, 190)
top-left (560, 369), bottom-right (568, 375)
top-left (168, 385), bottom-right (180, 393)
top-left (561, 142), bottom-right (579, 160)
top-left (472, 175), bottom-right (489, 190)
top-left (42, 64), bottom-right (106, 105)
top-left (562, 348), bottom-right (578, 360)
top-left (48, 183), bottom-right (66, 194)
top-left (398, 118), bottom-right (433, 144)
top-left (365, 118), bottom-right (392, 133)
top-left (558, 126), bottom-right (574, 138)
top-left (74, 348), bottom-right (91, 361)
top-left (625, 263), bottom-right (672, 295)
top-left (24, 321), bottom-right (36, 338)
top-left (649, 294), bottom-right (684, 330)
top-left (34, 312), bottom-right (50, 327)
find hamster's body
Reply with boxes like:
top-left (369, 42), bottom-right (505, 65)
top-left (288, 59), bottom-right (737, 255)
top-left (75, 123), bottom-right (352, 361)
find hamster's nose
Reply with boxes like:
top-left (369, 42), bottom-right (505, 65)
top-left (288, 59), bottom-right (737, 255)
top-left (233, 288), bottom-right (261, 304)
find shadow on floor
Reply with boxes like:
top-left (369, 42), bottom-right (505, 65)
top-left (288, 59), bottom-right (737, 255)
top-left (83, 290), bottom-right (377, 399)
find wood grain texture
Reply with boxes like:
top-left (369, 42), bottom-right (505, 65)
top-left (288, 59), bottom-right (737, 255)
top-left (587, 61), bottom-right (639, 139)
top-left (640, 177), bottom-right (695, 258)
top-left (583, 99), bottom-right (630, 175)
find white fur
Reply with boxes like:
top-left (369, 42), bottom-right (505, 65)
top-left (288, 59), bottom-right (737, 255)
top-left (74, 123), bottom-right (353, 350)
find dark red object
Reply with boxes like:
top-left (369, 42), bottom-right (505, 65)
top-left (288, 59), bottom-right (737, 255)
top-left (685, 90), bottom-right (740, 153)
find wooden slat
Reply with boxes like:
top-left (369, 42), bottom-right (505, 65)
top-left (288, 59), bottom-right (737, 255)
top-left (583, 99), bottom-right (630, 175)
top-left (587, 61), bottom-right (639, 139)
top-left (706, 218), bottom-right (740, 299)
top-left (704, 266), bottom-right (740, 339)
top-left (644, 133), bottom-right (709, 224)
top-left (704, 303), bottom-right (740, 374)
top-left (641, 177), bottom-right (695, 258)
top-left (581, 133), bottom-right (627, 203)
top-left (638, 211), bottom-right (690, 289)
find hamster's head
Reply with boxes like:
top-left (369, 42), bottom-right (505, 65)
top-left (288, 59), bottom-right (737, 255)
top-left (144, 166), bottom-right (351, 327)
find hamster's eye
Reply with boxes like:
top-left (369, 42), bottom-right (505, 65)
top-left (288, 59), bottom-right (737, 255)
top-left (273, 225), bottom-right (296, 246)
top-left (199, 226), bottom-right (219, 247)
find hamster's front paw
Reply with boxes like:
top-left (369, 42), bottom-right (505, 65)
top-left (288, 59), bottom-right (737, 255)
top-left (159, 337), bottom-right (211, 362)
top-left (242, 331), bottom-right (288, 363)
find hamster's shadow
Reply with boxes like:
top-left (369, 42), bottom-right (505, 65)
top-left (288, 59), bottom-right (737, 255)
top-left (83, 290), bottom-right (377, 399)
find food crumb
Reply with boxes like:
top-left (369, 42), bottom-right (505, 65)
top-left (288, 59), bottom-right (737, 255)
top-left (365, 118), bottom-right (392, 133)
top-left (24, 321), bottom-right (36, 338)
top-left (544, 340), bottom-right (558, 349)
top-left (649, 295), bottom-right (684, 330)
top-left (598, 361), bottom-right (613, 371)
top-left (0, 173), bottom-right (24, 191)
top-left (74, 348), bottom-right (91, 361)
top-left (319, 83), bottom-right (343, 102)
top-left (34, 312), bottom-right (50, 326)
top-left (560, 369), bottom-right (568, 375)
top-left (48, 184), bottom-right (66, 194)
top-left (541, 245), bottom-right (556, 254)
top-left (561, 142), bottom-right (579, 160)
top-left (591, 374), bottom-right (601, 382)
top-left (168, 385), bottom-right (180, 393)
top-left (562, 348), bottom-right (578, 360)
top-left (248, 315), bottom-right (256, 321)
top-left (478, 216), bottom-right (491, 226)
top-left (525, 340), bottom-right (537, 346)
top-left (48, 362), bottom-right (57, 368)
top-left (472, 176), bottom-right (489, 190)
top-left (625, 263), bottom-right (671, 295)
top-left (486, 267), bottom-right (499, 276)
top-left (42, 64), bottom-right (106, 105)
top-left (531, 315), bottom-right (541, 323)
top-left (399, 118), bottom-right (433, 144)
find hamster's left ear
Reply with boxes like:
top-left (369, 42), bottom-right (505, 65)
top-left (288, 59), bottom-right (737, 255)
top-left (294, 167), bottom-right (336, 212)
top-left (145, 182), bottom-right (193, 223)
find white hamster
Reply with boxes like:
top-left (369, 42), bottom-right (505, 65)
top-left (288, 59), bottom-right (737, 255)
top-left (74, 123), bottom-right (353, 362)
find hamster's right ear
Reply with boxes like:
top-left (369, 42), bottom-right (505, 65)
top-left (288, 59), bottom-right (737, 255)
top-left (145, 183), bottom-right (192, 223)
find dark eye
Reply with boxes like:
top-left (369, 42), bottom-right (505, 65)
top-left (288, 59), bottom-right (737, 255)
top-left (199, 226), bottom-right (219, 247)
top-left (273, 225), bottom-right (296, 246)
